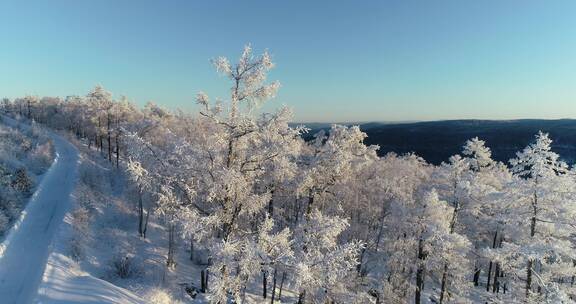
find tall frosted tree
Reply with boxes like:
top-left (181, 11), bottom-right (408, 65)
top-left (495, 131), bottom-right (576, 301)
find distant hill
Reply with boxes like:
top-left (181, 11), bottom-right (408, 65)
top-left (301, 119), bottom-right (576, 165)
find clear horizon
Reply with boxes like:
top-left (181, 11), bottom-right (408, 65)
top-left (2, 1), bottom-right (576, 122)
top-left (291, 117), bottom-right (576, 125)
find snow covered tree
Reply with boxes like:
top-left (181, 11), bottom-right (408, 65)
top-left (297, 125), bottom-right (379, 218)
top-left (494, 131), bottom-right (576, 301)
top-left (292, 210), bottom-right (365, 303)
top-left (209, 215), bottom-right (293, 303)
top-left (147, 45), bottom-right (303, 302)
top-left (13, 45), bottom-right (576, 304)
top-left (86, 85), bottom-right (115, 157)
top-left (126, 159), bottom-right (154, 238)
top-left (433, 155), bottom-right (473, 303)
top-left (383, 185), bottom-right (471, 304)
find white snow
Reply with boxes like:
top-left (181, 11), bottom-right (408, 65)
top-left (36, 252), bottom-right (144, 304)
top-left (0, 127), bottom-right (79, 303)
top-left (33, 138), bottom-right (147, 304)
top-left (0, 117), bottom-right (144, 304)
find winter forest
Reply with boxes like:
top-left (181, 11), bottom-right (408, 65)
top-left (1, 46), bottom-right (576, 304)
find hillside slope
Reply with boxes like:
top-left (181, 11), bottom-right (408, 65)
top-left (0, 119), bottom-right (78, 303)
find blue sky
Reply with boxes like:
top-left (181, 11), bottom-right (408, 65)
top-left (0, 1), bottom-right (575, 122)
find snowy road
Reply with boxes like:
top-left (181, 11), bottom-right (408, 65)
top-left (0, 121), bottom-right (79, 304)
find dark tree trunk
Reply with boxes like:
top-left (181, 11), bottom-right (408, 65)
top-left (357, 247), bottom-right (366, 275)
top-left (201, 270), bottom-right (206, 293)
top-left (306, 193), bottom-right (314, 217)
top-left (493, 263), bottom-right (500, 293)
top-left (143, 204), bottom-right (151, 238)
top-left (439, 264), bottom-right (448, 304)
top-left (473, 264), bottom-right (481, 286)
top-left (526, 260), bottom-right (533, 297)
top-left (278, 271), bottom-right (286, 302)
top-left (486, 261), bottom-right (493, 292)
top-left (487, 230), bottom-right (498, 291)
top-left (268, 189), bottom-right (274, 216)
top-left (167, 223), bottom-right (176, 268)
top-left (570, 260), bottom-right (576, 287)
top-left (294, 197), bottom-right (301, 224)
top-left (138, 190), bottom-right (144, 237)
top-left (375, 203), bottom-right (387, 252)
top-left (526, 190), bottom-right (538, 298)
top-left (107, 112), bottom-right (112, 162)
top-left (190, 238), bottom-right (194, 261)
top-left (137, 189), bottom-right (150, 238)
top-left (298, 290), bottom-right (306, 304)
top-left (115, 135), bottom-right (120, 168)
top-left (262, 270), bottom-right (267, 299)
top-left (270, 268), bottom-right (277, 304)
top-left (415, 239), bottom-right (426, 304)
top-left (107, 133), bottom-right (112, 162)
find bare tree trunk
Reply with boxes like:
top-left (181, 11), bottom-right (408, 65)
top-left (167, 223), bottom-right (176, 268)
top-left (415, 239), bottom-right (426, 304)
top-left (190, 238), bottom-right (194, 261)
top-left (473, 263), bottom-right (481, 286)
top-left (107, 130), bottom-right (112, 161)
top-left (268, 189), bottom-right (274, 216)
top-left (278, 271), bottom-right (286, 302)
top-left (115, 135), bottom-right (120, 168)
top-left (294, 197), bottom-right (301, 224)
top-left (439, 264), bottom-right (449, 304)
top-left (305, 193), bottom-right (314, 217)
top-left (526, 260), bottom-right (533, 297)
top-left (205, 269), bottom-right (209, 292)
top-left (570, 259), bottom-right (576, 287)
top-left (526, 189), bottom-right (538, 298)
top-left (439, 196), bottom-right (459, 303)
top-left (487, 230), bottom-right (498, 291)
top-left (357, 247), bottom-right (366, 276)
top-left (262, 270), bottom-right (268, 299)
top-left (143, 204), bottom-right (151, 238)
top-left (298, 290), bottom-right (306, 304)
top-left (138, 189), bottom-right (144, 237)
top-left (493, 262), bottom-right (500, 293)
top-left (200, 270), bottom-right (206, 293)
top-left (375, 203), bottom-right (387, 252)
top-left (270, 268), bottom-right (277, 304)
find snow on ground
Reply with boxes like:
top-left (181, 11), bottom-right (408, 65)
top-left (0, 117), bottom-right (296, 303)
top-left (0, 124), bottom-right (79, 303)
top-left (36, 252), bottom-right (144, 304)
top-left (0, 116), bottom-right (145, 304)
top-left (0, 116), bottom-right (54, 236)
top-left (34, 142), bottom-right (147, 304)
top-left (34, 133), bottom-right (302, 304)
top-left (34, 136), bottom-right (168, 304)
top-left (47, 138), bottom-right (298, 303)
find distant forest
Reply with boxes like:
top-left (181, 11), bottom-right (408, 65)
top-left (303, 119), bottom-right (576, 165)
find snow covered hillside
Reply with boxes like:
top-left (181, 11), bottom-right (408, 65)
top-left (1, 46), bottom-right (576, 303)
top-left (0, 117), bottom-right (53, 237)
top-left (0, 117), bottom-right (77, 303)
